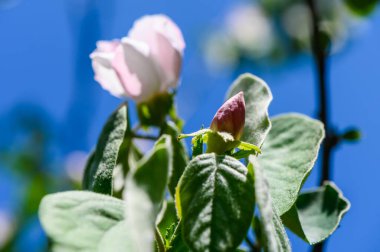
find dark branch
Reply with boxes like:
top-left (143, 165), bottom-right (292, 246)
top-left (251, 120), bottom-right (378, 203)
top-left (306, 0), bottom-right (338, 251)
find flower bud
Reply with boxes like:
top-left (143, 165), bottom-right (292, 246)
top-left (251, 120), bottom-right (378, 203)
top-left (90, 14), bottom-right (185, 103)
top-left (210, 92), bottom-right (245, 140)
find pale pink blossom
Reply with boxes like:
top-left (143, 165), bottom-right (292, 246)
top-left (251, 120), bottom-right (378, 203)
top-left (90, 15), bottom-right (185, 103)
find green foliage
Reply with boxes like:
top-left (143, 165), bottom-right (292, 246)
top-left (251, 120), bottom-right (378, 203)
top-left (176, 153), bottom-right (255, 251)
top-left (82, 103), bottom-right (129, 195)
top-left (250, 159), bottom-right (291, 252)
top-left (137, 92), bottom-right (174, 126)
top-left (227, 73), bottom-right (272, 147)
top-left (124, 135), bottom-right (172, 251)
top-left (39, 191), bottom-right (126, 251)
top-left (255, 114), bottom-right (325, 215)
top-left (341, 128), bottom-right (361, 142)
top-left (39, 73), bottom-right (351, 252)
top-left (156, 201), bottom-right (178, 240)
top-left (162, 122), bottom-right (189, 197)
top-left (282, 182), bottom-right (350, 244)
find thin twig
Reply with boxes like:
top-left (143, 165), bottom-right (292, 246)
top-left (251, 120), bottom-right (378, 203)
top-left (306, 0), bottom-right (337, 251)
top-left (131, 133), bottom-right (158, 141)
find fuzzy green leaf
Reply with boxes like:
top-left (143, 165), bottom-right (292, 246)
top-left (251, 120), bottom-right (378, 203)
top-left (167, 222), bottom-right (189, 252)
top-left (250, 157), bottom-right (291, 252)
top-left (258, 113), bottom-right (324, 215)
top-left (227, 73), bottom-right (272, 146)
top-left (176, 153), bottom-right (255, 251)
top-left (124, 135), bottom-right (172, 252)
top-left (39, 191), bottom-right (130, 251)
top-left (282, 182), bottom-right (350, 244)
top-left (83, 103), bottom-right (129, 195)
top-left (162, 122), bottom-right (189, 197)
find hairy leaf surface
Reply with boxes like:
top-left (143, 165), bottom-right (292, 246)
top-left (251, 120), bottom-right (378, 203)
top-left (39, 191), bottom-right (129, 251)
top-left (250, 157), bottom-right (291, 252)
top-left (227, 73), bottom-right (272, 146)
top-left (282, 182), bottom-right (350, 244)
top-left (177, 153), bottom-right (255, 251)
top-left (258, 113), bottom-right (324, 215)
top-left (83, 103), bottom-right (129, 195)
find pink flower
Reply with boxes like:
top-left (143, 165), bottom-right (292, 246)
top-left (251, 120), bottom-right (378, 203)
top-left (210, 92), bottom-right (245, 140)
top-left (90, 15), bottom-right (185, 103)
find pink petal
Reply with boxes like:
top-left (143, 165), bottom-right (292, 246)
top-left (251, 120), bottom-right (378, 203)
top-left (90, 41), bottom-right (126, 97)
top-left (129, 14), bottom-right (185, 52)
top-left (116, 38), bottom-right (162, 103)
top-left (210, 92), bottom-right (246, 140)
top-left (96, 40), bottom-right (120, 52)
top-left (128, 14), bottom-right (185, 89)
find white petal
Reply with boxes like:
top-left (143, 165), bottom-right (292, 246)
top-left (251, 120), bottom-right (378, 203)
top-left (154, 32), bottom-right (183, 90)
top-left (90, 50), bottom-right (126, 97)
top-left (129, 14), bottom-right (185, 52)
top-left (117, 38), bottom-right (161, 103)
top-left (128, 14), bottom-right (185, 89)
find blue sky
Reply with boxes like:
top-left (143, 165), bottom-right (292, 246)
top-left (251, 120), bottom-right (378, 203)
top-left (1, 0), bottom-right (379, 251)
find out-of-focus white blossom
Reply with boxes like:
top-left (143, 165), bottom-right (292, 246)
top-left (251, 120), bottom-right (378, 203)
top-left (226, 4), bottom-right (274, 57)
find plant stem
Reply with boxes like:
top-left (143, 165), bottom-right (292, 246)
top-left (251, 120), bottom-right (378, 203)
top-left (131, 133), bottom-right (158, 141)
top-left (306, 0), bottom-right (336, 251)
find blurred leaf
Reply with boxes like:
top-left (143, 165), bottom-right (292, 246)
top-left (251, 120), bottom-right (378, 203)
top-left (341, 128), bottom-right (361, 141)
top-left (258, 114), bottom-right (324, 215)
top-left (162, 122), bottom-right (189, 197)
top-left (82, 103), bottom-right (129, 195)
top-left (344, 0), bottom-right (379, 16)
top-left (249, 157), bottom-right (291, 252)
top-left (282, 182), bottom-right (350, 244)
top-left (39, 191), bottom-right (129, 251)
top-left (227, 73), bottom-right (272, 146)
top-left (97, 220), bottom-right (133, 251)
top-left (137, 93), bottom-right (174, 126)
top-left (176, 153), bottom-right (255, 251)
top-left (124, 135), bottom-right (171, 252)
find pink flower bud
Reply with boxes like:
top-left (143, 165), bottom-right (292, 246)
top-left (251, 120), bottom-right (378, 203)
top-left (90, 15), bottom-right (185, 103)
top-left (210, 92), bottom-right (245, 140)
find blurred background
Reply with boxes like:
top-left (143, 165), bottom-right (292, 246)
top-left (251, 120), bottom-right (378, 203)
top-left (0, 0), bottom-right (379, 251)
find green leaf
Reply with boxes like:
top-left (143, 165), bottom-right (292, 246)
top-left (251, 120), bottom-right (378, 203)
top-left (344, 0), bottom-right (379, 16)
top-left (249, 157), bottom-right (291, 252)
top-left (156, 200), bottom-right (178, 239)
top-left (162, 122), bottom-right (189, 197)
top-left (281, 182), bottom-right (350, 245)
top-left (227, 73), bottom-right (272, 146)
top-left (341, 128), bottom-right (361, 142)
top-left (83, 103), bottom-right (129, 195)
top-left (192, 133), bottom-right (203, 158)
top-left (124, 135), bottom-right (172, 252)
top-left (97, 221), bottom-right (132, 251)
top-left (167, 221), bottom-right (189, 252)
top-left (39, 191), bottom-right (129, 251)
top-left (258, 113), bottom-right (324, 215)
top-left (176, 153), bottom-right (255, 251)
